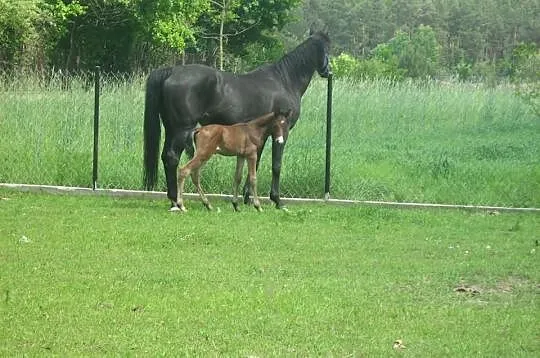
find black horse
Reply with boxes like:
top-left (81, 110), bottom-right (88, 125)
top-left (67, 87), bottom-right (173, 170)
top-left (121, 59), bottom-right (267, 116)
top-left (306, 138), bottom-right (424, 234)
top-left (143, 30), bottom-right (330, 210)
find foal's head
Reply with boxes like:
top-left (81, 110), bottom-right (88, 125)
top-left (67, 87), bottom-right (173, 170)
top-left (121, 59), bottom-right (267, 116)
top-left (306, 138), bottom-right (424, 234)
top-left (272, 109), bottom-right (293, 144)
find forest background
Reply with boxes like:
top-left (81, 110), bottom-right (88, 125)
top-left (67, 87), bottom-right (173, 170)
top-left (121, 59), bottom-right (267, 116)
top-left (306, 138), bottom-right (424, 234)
top-left (1, 0), bottom-right (538, 84)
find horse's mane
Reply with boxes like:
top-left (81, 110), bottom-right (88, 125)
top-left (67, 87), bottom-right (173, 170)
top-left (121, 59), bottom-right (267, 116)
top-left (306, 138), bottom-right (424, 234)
top-left (267, 31), bottom-right (329, 82)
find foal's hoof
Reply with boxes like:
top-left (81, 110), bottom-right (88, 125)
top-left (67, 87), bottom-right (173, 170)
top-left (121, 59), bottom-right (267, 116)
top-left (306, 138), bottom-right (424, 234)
top-left (232, 202), bottom-right (240, 212)
top-left (255, 206), bottom-right (263, 212)
top-left (203, 203), bottom-right (213, 211)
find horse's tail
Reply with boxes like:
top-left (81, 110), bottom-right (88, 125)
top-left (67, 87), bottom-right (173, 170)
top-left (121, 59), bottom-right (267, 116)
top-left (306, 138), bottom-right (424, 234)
top-left (143, 66), bottom-right (173, 190)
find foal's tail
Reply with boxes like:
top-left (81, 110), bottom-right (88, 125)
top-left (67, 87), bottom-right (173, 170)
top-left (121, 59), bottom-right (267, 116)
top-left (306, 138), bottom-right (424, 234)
top-left (185, 128), bottom-right (200, 159)
top-left (143, 66), bottom-right (173, 190)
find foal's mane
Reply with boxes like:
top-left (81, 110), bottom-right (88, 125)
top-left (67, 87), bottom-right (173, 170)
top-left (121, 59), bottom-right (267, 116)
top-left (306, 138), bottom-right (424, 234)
top-left (249, 112), bottom-right (276, 127)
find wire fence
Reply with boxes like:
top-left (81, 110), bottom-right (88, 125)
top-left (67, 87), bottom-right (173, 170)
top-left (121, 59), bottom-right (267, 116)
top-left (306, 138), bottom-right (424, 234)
top-left (0, 68), bottom-right (334, 200)
top-left (2, 69), bottom-right (539, 208)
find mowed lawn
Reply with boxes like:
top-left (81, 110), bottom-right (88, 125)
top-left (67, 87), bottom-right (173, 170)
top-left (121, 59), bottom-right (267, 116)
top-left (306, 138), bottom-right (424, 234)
top-left (0, 189), bottom-right (538, 356)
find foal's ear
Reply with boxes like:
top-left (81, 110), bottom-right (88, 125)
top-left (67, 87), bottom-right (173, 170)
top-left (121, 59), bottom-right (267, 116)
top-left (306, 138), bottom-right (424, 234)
top-left (277, 108), bottom-right (293, 119)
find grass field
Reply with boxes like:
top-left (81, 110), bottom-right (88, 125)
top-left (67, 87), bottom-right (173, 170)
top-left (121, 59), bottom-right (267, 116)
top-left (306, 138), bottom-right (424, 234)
top-left (1, 189), bottom-right (539, 356)
top-left (0, 74), bottom-right (539, 207)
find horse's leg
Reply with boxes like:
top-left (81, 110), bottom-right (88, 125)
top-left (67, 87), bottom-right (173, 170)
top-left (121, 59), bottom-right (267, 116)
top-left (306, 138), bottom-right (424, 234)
top-left (269, 130), bottom-right (289, 209)
top-left (247, 154), bottom-right (262, 212)
top-left (243, 138), bottom-right (267, 204)
top-left (162, 129), bottom-right (191, 210)
top-left (191, 165), bottom-right (213, 211)
top-left (232, 157), bottom-right (245, 212)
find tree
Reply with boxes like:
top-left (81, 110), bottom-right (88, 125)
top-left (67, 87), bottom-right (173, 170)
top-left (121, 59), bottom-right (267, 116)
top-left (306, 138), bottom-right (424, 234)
top-left (137, 0), bottom-right (209, 53)
top-left (373, 25), bottom-right (440, 78)
top-left (511, 42), bottom-right (540, 117)
top-left (196, 0), bottom-right (301, 70)
top-left (0, 0), bottom-right (32, 71)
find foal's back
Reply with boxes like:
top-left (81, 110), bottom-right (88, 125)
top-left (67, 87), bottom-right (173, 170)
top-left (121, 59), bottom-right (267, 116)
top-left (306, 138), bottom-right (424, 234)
top-left (195, 122), bottom-right (261, 157)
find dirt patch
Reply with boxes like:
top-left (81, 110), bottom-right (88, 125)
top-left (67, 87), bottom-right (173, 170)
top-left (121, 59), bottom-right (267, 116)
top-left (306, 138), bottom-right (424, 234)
top-left (455, 276), bottom-right (537, 296)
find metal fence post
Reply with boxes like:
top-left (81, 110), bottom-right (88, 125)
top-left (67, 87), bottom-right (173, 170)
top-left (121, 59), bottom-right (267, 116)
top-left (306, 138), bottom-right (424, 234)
top-left (92, 66), bottom-right (100, 190)
top-left (324, 72), bottom-right (333, 200)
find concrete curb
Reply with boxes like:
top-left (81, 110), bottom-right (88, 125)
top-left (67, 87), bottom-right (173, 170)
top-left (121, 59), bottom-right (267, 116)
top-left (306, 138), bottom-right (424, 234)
top-left (1, 183), bottom-right (539, 213)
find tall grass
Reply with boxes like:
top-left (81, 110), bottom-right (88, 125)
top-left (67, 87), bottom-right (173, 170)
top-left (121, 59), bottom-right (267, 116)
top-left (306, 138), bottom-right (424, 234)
top-left (1, 73), bottom-right (538, 206)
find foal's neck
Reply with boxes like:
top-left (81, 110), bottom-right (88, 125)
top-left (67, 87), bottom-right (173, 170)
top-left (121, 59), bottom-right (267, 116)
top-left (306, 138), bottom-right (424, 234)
top-left (248, 113), bottom-right (275, 139)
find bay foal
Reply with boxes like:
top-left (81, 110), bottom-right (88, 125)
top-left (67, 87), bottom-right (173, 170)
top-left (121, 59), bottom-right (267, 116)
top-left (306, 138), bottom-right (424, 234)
top-left (175, 110), bottom-right (292, 212)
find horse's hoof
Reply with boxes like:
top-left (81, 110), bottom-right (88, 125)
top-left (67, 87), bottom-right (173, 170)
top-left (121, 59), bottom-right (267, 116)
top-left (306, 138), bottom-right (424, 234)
top-left (169, 206), bottom-right (182, 212)
top-left (204, 203), bottom-right (213, 211)
top-left (232, 202), bottom-right (240, 212)
top-left (255, 206), bottom-right (263, 212)
top-left (280, 206), bottom-right (289, 212)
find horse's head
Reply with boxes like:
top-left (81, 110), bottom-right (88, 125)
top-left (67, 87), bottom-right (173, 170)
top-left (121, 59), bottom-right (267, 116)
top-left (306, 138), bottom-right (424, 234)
top-left (310, 29), bottom-right (331, 78)
top-left (273, 109), bottom-right (293, 144)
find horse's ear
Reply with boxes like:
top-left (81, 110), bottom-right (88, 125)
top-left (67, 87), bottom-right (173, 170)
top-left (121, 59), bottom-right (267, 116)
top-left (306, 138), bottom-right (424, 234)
top-left (286, 109), bottom-right (293, 118)
top-left (323, 25), bottom-right (330, 39)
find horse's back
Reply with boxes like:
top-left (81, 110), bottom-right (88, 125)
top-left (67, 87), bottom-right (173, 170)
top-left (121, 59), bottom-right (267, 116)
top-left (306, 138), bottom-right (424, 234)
top-left (160, 63), bottom-right (297, 128)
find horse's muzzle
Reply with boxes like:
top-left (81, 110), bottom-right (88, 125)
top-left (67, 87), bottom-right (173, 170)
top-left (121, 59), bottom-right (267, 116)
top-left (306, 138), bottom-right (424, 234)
top-left (319, 68), bottom-right (331, 78)
top-left (318, 54), bottom-right (331, 78)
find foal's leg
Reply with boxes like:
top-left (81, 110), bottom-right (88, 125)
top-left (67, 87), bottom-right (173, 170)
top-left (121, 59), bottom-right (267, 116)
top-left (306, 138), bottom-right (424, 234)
top-left (232, 157), bottom-right (245, 212)
top-left (247, 154), bottom-right (262, 212)
top-left (176, 164), bottom-right (190, 212)
top-left (176, 155), bottom-right (205, 212)
top-left (243, 138), bottom-right (267, 205)
top-left (191, 165), bottom-right (213, 211)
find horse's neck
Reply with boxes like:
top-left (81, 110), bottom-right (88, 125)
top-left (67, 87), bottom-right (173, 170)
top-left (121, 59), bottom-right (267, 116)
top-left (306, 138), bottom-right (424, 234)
top-left (272, 44), bottom-right (317, 96)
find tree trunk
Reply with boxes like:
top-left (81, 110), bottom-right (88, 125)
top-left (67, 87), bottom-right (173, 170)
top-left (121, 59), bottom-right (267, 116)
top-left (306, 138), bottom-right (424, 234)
top-left (219, 1), bottom-right (226, 71)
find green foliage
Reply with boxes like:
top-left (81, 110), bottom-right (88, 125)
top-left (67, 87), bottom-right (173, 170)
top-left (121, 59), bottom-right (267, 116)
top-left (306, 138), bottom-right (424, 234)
top-left (332, 25), bottom-right (441, 80)
top-left (1, 0), bottom-right (537, 76)
top-left (138, 0), bottom-right (209, 51)
top-left (330, 53), bottom-right (405, 81)
top-left (329, 53), bottom-right (359, 78)
top-left (241, 35), bottom-right (285, 71)
top-left (289, 0), bottom-right (539, 81)
top-left (0, 0), bottom-right (35, 70)
top-left (198, 0), bottom-right (302, 61)
top-left (372, 25), bottom-right (440, 78)
top-left (514, 83), bottom-right (540, 118)
top-left (455, 61), bottom-right (473, 82)
top-left (35, 0), bottom-right (87, 65)
top-left (511, 42), bottom-right (539, 82)
top-left (511, 44), bottom-right (540, 117)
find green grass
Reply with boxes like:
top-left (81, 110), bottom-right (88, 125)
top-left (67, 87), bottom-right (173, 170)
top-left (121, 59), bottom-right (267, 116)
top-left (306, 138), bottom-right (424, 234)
top-left (0, 74), bottom-right (539, 206)
top-left (1, 189), bottom-right (539, 356)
